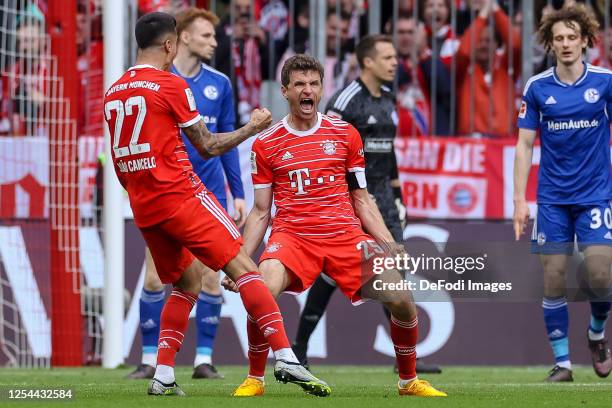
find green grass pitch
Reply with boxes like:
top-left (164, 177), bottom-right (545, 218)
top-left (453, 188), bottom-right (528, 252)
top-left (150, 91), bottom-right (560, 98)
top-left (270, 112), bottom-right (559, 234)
top-left (1, 365), bottom-right (611, 407)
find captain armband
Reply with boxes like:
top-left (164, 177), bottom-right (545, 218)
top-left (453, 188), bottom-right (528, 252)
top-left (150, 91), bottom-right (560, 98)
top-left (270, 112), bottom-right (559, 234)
top-left (347, 168), bottom-right (367, 190)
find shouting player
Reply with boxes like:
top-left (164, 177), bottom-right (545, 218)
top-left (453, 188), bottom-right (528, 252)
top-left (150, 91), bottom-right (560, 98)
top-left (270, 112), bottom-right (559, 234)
top-left (224, 54), bottom-right (446, 397)
top-left (104, 12), bottom-right (327, 396)
top-left (291, 34), bottom-right (442, 375)
top-left (127, 7), bottom-right (245, 381)
top-left (514, 4), bottom-right (612, 382)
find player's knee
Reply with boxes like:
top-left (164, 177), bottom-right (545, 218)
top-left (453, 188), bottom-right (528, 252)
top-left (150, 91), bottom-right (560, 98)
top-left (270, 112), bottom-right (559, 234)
top-left (259, 260), bottom-right (286, 297)
top-left (144, 268), bottom-right (163, 292)
top-left (200, 267), bottom-right (221, 295)
top-left (384, 298), bottom-right (416, 322)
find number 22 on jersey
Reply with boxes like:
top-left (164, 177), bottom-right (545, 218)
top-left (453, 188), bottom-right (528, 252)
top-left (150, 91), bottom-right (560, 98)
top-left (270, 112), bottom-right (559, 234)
top-left (104, 95), bottom-right (149, 158)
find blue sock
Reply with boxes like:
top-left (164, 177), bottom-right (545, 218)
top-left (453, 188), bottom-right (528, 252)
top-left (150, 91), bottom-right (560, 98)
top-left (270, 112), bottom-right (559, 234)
top-left (194, 291), bottom-right (223, 366)
top-left (139, 288), bottom-right (165, 365)
top-left (589, 300), bottom-right (611, 338)
top-left (543, 297), bottom-right (570, 367)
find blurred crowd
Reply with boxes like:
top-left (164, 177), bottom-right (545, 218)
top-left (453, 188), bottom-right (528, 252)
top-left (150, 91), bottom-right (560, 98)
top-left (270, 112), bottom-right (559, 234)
top-left (2, 0), bottom-right (612, 139)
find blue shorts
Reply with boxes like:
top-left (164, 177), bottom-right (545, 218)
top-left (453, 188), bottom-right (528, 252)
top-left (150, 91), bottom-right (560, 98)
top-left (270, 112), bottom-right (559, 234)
top-left (531, 201), bottom-right (612, 254)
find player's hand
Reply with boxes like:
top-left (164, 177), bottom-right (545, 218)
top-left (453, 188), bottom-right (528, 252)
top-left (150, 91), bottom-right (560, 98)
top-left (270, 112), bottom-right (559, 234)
top-left (249, 108), bottom-right (273, 134)
top-left (386, 241), bottom-right (407, 258)
top-left (233, 198), bottom-right (247, 228)
top-left (513, 198), bottom-right (530, 241)
top-left (221, 275), bottom-right (239, 293)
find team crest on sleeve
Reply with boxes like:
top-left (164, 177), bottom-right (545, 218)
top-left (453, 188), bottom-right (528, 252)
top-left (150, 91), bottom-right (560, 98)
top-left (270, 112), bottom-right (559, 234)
top-left (185, 88), bottom-right (197, 111)
top-left (583, 88), bottom-right (600, 103)
top-left (321, 140), bottom-right (337, 155)
top-left (250, 151), bottom-right (257, 174)
top-left (518, 100), bottom-right (527, 119)
top-left (204, 85), bottom-right (219, 100)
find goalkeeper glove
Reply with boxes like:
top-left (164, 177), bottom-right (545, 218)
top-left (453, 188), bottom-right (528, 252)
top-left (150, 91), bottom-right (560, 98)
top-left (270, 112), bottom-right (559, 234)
top-left (393, 186), bottom-right (407, 229)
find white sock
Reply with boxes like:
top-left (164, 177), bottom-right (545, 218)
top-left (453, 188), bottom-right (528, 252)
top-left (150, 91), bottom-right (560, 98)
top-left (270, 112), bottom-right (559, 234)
top-left (588, 329), bottom-right (605, 341)
top-left (248, 375), bottom-right (265, 382)
top-left (194, 354), bottom-right (212, 367)
top-left (557, 360), bottom-right (572, 370)
top-left (142, 352), bottom-right (157, 367)
top-left (274, 348), bottom-right (299, 363)
top-left (398, 377), bottom-right (417, 388)
top-left (154, 364), bottom-right (175, 384)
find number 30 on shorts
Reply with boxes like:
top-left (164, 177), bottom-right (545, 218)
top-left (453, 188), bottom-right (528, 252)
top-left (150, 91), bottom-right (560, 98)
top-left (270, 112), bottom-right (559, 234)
top-left (590, 205), bottom-right (612, 230)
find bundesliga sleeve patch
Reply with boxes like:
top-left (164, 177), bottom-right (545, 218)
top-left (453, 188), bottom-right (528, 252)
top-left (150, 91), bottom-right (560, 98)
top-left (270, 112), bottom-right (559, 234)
top-left (518, 100), bottom-right (527, 119)
top-left (185, 88), bottom-right (196, 111)
top-left (250, 151), bottom-right (257, 174)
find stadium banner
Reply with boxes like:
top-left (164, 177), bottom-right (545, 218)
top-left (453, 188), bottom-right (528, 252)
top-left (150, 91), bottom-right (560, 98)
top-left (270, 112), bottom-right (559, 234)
top-left (0, 136), bottom-right (130, 219)
top-left (395, 137), bottom-right (539, 220)
top-left (1, 136), bottom-right (609, 221)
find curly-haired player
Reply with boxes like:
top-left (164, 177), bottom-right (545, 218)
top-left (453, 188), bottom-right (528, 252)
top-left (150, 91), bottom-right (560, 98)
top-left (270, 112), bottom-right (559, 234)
top-left (514, 4), bottom-right (612, 382)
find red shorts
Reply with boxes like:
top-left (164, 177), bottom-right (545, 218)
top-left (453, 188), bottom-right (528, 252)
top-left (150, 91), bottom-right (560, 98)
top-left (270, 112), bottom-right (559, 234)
top-left (140, 191), bottom-right (242, 284)
top-left (259, 228), bottom-right (377, 305)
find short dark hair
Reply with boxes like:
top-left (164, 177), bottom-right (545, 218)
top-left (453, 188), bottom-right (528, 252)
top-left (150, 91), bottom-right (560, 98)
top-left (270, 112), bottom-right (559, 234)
top-left (538, 4), bottom-right (599, 52)
top-left (280, 54), bottom-right (324, 87)
top-left (135, 12), bottom-right (176, 50)
top-left (356, 34), bottom-right (393, 69)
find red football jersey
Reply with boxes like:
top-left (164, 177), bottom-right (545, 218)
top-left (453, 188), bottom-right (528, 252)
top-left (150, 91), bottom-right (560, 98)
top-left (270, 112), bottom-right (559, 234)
top-left (251, 112), bottom-right (366, 237)
top-left (103, 64), bottom-right (202, 227)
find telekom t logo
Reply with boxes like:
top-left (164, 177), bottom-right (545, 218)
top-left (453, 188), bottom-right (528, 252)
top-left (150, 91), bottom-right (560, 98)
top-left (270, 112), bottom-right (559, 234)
top-left (288, 168), bottom-right (311, 195)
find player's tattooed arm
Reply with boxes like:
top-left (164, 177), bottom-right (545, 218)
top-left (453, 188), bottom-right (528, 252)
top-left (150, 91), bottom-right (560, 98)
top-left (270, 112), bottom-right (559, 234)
top-left (242, 187), bottom-right (273, 257)
top-left (183, 108), bottom-right (273, 158)
top-left (513, 128), bottom-right (537, 240)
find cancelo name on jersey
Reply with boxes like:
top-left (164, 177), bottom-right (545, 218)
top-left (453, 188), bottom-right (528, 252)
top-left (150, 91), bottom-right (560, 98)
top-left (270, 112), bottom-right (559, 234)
top-left (116, 156), bottom-right (157, 173)
top-left (547, 119), bottom-right (599, 131)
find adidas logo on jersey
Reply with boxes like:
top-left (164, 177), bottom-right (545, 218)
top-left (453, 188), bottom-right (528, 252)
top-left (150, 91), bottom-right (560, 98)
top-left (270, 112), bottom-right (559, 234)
top-left (604, 231), bottom-right (612, 240)
top-left (158, 340), bottom-right (171, 349)
top-left (545, 96), bottom-right (557, 105)
top-left (263, 327), bottom-right (278, 338)
top-left (282, 151), bottom-right (293, 161)
top-left (367, 115), bottom-right (377, 124)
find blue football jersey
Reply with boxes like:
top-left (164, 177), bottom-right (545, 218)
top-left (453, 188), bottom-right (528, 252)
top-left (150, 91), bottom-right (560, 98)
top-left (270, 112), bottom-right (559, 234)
top-left (171, 63), bottom-right (244, 204)
top-left (517, 63), bottom-right (612, 204)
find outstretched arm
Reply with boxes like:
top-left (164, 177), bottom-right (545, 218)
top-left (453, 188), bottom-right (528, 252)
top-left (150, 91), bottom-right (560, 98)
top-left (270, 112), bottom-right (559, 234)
top-left (243, 187), bottom-right (273, 257)
top-left (351, 187), bottom-right (396, 246)
top-left (513, 128), bottom-right (537, 240)
top-left (183, 108), bottom-right (272, 159)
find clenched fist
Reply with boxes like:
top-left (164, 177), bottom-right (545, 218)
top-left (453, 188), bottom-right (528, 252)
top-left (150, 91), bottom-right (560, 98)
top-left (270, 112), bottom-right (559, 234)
top-left (249, 108), bottom-right (273, 133)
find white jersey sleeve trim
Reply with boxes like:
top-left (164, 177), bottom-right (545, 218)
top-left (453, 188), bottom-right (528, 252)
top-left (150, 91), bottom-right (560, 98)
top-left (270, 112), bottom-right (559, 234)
top-left (178, 114), bottom-right (202, 128)
top-left (253, 183), bottom-right (272, 189)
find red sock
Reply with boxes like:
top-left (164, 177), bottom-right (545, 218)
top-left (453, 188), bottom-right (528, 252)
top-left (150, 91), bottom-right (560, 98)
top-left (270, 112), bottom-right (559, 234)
top-left (390, 315), bottom-right (418, 381)
top-left (247, 314), bottom-right (270, 377)
top-left (156, 288), bottom-right (197, 367)
top-left (236, 272), bottom-right (290, 351)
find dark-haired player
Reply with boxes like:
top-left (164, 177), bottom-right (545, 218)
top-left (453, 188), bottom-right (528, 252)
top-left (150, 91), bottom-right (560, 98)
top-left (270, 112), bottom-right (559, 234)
top-left (514, 4), bottom-right (612, 382)
top-left (104, 12), bottom-right (326, 396)
top-left (224, 54), bottom-right (446, 397)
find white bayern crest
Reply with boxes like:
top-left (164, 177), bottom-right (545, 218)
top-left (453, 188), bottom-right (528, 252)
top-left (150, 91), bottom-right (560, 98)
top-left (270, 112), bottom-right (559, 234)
top-left (204, 85), bottom-right (219, 100)
top-left (583, 88), bottom-right (600, 103)
top-left (321, 140), bottom-right (337, 155)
